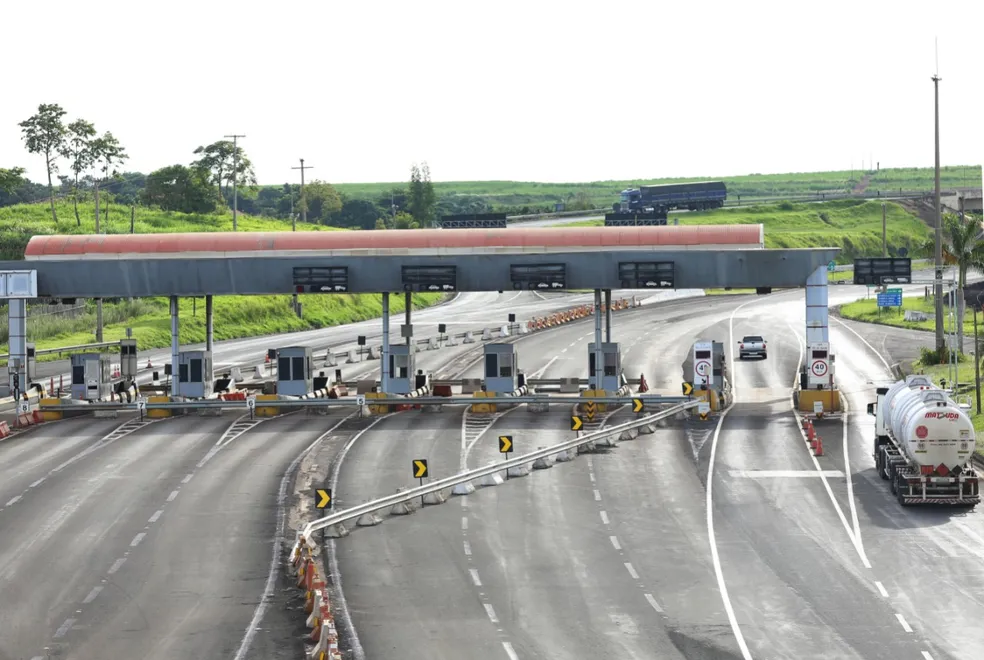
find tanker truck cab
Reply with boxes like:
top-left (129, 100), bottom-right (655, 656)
top-left (869, 375), bottom-right (980, 507)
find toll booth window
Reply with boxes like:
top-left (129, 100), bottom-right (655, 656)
top-left (72, 365), bottom-right (84, 384)
top-left (292, 357), bottom-right (305, 380)
top-left (812, 350), bottom-right (828, 359)
top-left (178, 363), bottom-right (189, 383)
top-left (485, 353), bottom-right (499, 379)
top-left (604, 352), bottom-right (617, 376)
top-left (499, 354), bottom-right (512, 378)
top-left (190, 358), bottom-right (203, 383)
top-left (695, 350), bottom-right (711, 359)
top-left (588, 353), bottom-right (596, 376)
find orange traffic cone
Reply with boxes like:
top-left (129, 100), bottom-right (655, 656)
top-left (814, 435), bottom-right (824, 456)
top-left (146, 358), bottom-right (153, 369)
top-left (638, 373), bottom-right (649, 393)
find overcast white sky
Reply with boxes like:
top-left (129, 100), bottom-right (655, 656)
top-left (2, 0), bottom-right (981, 185)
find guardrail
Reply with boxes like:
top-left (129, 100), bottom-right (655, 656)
top-left (37, 394), bottom-right (693, 412)
top-left (295, 399), bottom-right (700, 545)
top-left (0, 340), bottom-right (119, 362)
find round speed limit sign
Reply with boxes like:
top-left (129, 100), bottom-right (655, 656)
top-left (695, 360), bottom-right (711, 377)
top-left (811, 360), bottom-right (828, 377)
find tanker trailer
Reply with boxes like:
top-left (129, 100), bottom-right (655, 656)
top-left (868, 375), bottom-right (980, 507)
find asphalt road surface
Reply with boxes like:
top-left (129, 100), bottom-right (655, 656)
top-left (333, 283), bottom-right (984, 660)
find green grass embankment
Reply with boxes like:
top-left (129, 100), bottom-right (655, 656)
top-left (0, 201), bottom-right (443, 362)
top-left (910, 356), bottom-right (984, 453)
top-left (838, 295), bottom-right (971, 334)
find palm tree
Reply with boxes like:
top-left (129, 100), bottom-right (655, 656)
top-left (922, 213), bottom-right (984, 353)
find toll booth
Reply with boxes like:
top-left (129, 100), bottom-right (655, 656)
top-left (119, 339), bottom-right (137, 379)
top-left (588, 342), bottom-right (622, 391)
top-left (484, 343), bottom-right (519, 393)
top-left (277, 346), bottom-right (313, 396)
top-left (70, 353), bottom-right (113, 401)
top-left (689, 340), bottom-right (725, 389)
top-left (176, 350), bottom-right (212, 399)
top-left (388, 345), bottom-right (415, 394)
top-left (805, 341), bottom-right (833, 389)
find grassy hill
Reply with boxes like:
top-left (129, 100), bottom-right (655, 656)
top-left (333, 165), bottom-right (981, 210)
top-left (0, 201), bottom-right (441, 361)
top-left (569, 199), bottom-right (931, 262)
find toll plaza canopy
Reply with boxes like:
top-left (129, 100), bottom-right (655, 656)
top-left (9, 224), bottom-right (839, 298)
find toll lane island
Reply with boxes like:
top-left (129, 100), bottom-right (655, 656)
top-left (4, 221), bottom-right (983, 660)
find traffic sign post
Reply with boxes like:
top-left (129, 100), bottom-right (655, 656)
top-left (136, 396), bottom-right (147, 422)
top-left (247, 395), bottom-right (256, 419)
top-left (413, 459), bottom-right (428, 507)
top-left (695, 360), bottom-right (711, 380)
top-left (827, 260), bottom-right (836, 272)
top-left (571, 415), bottom-right (583, 433)
top-left (682, 382), bottom-right (694, 396)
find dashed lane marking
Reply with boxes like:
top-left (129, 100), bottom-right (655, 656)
top-left (82, 586), bottom-right (102, 604)
top-left (895, 613), bottom-right (913, 633)
top-left (624, 562), bottom-right (640, 580)
top-left (53, 618), bottom-right (75, 639)
top-left (484, 603), bottom-right (499, 624)
top-left (107, 558), bottom-right (126, 575)
top-left (167, 490), bottom-right (179, 502)
top-left (875, 581), bottom-right (888, 598)
top-left (463, 541), bottom-right (472, 556)
top-left (600, 510), bottom-right (609, 525)
top-left (130, 532), bottom-right (146, 547)
top-left (645, 593), bottom-right (664, 613)
top-left (462, 516), bottom-right (469, 531)
top-left (148, 509), bottom-right (163, 524)
top-left (470, 569), bottom-right (482, 587)
top-left (610, 536), bottom-right (621, 550)
top-left (502, 641), bottom-right (520, 660)
top-left (593, 489), bottom-right (602, 501)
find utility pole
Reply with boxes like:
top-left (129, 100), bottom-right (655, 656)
top-left (225, 134), bottom-right (246, 231)
top-left (882, 203), bottom-right (887, 257)
top-left (291, 159), bottom-right (313, 232)
top-left (932, 74), bottom-right (944, 354)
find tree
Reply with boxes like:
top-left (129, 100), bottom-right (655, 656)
top-left (19, 103), bottom-right (67, 225)
top-left (0, 167), bottom-right (25, 194)
top-left (336, 198), bottom-right (383, 229)
top-left (407, 162), bottom-right (437, 227)
top-left (299, 180), bottom-right (343, 225)
top-left (934, 214), bottom-right (984, 354)
top-left (90, 131), bottom-right (128, 228)
top-left (391, 211), bottom-right (419, 229)
top-left (192, 140), bottom-right (257, 205)
top-left (141, 164), bottom-right (217, 213)
top-left (61, 119), bottom-right (97, 225)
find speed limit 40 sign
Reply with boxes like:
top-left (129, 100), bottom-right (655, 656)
top-left (811, 360), bottom-right (828, 377)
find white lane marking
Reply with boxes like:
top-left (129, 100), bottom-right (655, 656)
top-left (148, 509), bottom-right (164, 524)
top-left (181, 473), bottom-right (194, 484)
top-left (705, 297), bottom-right (762, 660)
top-left (29, 478), bottom-right (45, 488)
top-left (600, 510), bottom-right (609, 525)
top-left (830, 316), bottom-right (893, 374)
top-left (645, 593), bottom-right (664, 613)
top-left (53, 618), bottom-right (76, 638)
top-left (5, 495), bottom-right (21, 506)
top-left (589, 473), bottom-right (595, 483)
top-left (82, 586), bottom-right (103, 604)
top-left (233, 413), bottom-right (361, 660)
top-left (502, 641), bottom-right (520, 660)
top-left (167, 490), bottom-right (179, 502)
top-left (593, 489), bottom-right (602, 501)
top-left (786, 323), bottom-right (871, 569)
top-left (31, 656), bottom-right (45, 660)
top-left (875, 581), bottom-right (889, 598)
top-left (922, 652), bottom-right (935, 660)
top-left (624, 562), bottom-right (640, 579)
top-left (484, 603), bottom-right (499, 624)
top-left (841, 395), bottom-right (863, 550)
top-left (463, 541), bottom-right (472, 556)
top-left (470, 569), bottom-right (482, 586)
top-left (528, 355), bottom-right (560, 380)
top-left (728, 470), bottom-right (845, 478)
top-left (108, 558), bottom-right (126, 574)
top-left (895, 613), bottom-right (913, 633)
top-left (130, 533), bottom-right (146, 547)
top-left (610, 536), bottom-right (621, 550)
top-left (462, 516), bottom-right (469, 531)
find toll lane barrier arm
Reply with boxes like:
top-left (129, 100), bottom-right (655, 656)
top-left (294, 400), bottom-right (699, 552)
top-left (0, 340), bottom-right (120, 362)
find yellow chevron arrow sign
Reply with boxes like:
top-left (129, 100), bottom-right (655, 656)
top-left (499, 435), bottom-right (513, 453)
top-left (315, 489), bottom-right (332, 509)
top-left (632, 398), bottom-right (644, 413)
top-left (413, 459), bottom-right (429, 479)
top-left (571, 415), bottom-right (583, 432)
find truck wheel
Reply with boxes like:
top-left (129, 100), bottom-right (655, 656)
top-left (896, 476), bottom-right (910, 507)
top-left (889, 465), bottom-right (898, 494)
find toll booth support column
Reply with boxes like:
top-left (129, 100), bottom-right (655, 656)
top-left (170, 296), bottom-right (180, 397)
top-left (604, 289), bottom-right (612, 343)
top-left (805, 266), bottom-right (829, 366)
top-left (205, 295), bottom-right (214, 353)
top-left (593, 289), bottom-right (604, 389)
top-left (7, 299), bottom-right (27, 397)
top-left (381, 292), bottom-right (391, 393)
top-left (405, 291), bottom-right (411, 347)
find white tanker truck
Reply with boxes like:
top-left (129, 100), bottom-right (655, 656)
top-left (868, 375), bottom-right (980, 507)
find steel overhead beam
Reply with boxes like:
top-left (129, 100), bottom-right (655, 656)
top-left (295, 400), bottom-right (700, 548)
top-left (38, 394), bottom-right (694, 412)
